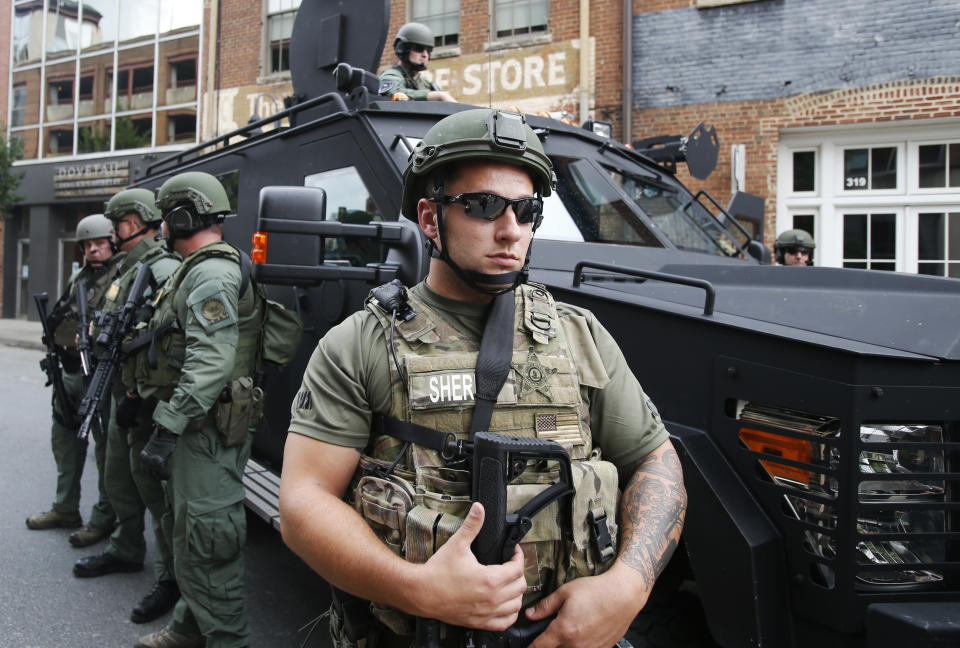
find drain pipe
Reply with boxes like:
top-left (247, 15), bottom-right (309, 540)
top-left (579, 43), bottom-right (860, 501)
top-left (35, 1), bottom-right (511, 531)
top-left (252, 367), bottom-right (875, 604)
top-left (579, 0), bottom-right (589, 123)
top-left (622, 0), bottom-right (632, 143)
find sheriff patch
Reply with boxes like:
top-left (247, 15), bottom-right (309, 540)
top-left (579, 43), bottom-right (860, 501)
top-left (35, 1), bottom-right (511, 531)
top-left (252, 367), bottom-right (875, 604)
top-left (512, 347), bottom-right (558, 400)
top-left (201, 298), bottom-right (228, 323)
top-left (409, 371), bottom-right (517, 410)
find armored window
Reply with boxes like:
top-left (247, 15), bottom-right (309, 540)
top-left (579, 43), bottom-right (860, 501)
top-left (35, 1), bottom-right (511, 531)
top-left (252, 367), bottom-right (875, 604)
top-left (842, 146), bottom-right (899, 191)
top-left (411, 0), bottom-right (460, 48)
top-left (267, 0), bottom-right (302, 74)
top-left (304, 167), bottom-right (385, 267)
top-left (494, 0), bottom-right (548, 40)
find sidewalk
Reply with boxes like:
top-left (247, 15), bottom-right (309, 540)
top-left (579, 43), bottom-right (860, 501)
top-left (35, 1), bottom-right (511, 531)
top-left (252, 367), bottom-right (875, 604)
top-left (0, 318), bottom-right (44, 351)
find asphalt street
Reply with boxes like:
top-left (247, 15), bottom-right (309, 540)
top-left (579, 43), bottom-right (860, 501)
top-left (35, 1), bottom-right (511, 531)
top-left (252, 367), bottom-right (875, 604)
top-left (0, 344), bottom-right (332, 648)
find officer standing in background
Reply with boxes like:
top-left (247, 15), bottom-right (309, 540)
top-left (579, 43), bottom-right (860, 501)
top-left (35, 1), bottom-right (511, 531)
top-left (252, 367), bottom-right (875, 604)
top-left (774, 229), bottom-right (816, 266)
top-left (279, 109), bottom-right (687, 648)
top-left (27, 214), bottom-right (122, 547)
top-left (72, 189), bottom-right (182, 626)
top-left (379, 22), bottom-right (457, 102)
top-left (134, 172), bottom-right (263, 648)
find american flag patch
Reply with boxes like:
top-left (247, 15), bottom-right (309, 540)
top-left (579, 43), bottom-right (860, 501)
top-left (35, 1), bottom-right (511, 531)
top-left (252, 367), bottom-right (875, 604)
top-left (535, 413), bottom-right (582, 447)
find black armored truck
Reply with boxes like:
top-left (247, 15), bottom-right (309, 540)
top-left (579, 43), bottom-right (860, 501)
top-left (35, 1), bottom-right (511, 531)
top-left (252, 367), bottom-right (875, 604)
top-left (131, 2), bottom-right (960, 646)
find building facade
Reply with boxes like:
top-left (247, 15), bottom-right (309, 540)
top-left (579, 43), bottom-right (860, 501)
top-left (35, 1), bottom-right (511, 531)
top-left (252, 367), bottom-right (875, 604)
top-left (4, 0), bottom-right (959, 317)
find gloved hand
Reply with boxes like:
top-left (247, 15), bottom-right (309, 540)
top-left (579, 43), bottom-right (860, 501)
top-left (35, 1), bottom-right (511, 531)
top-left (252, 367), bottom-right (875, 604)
top-left (116, 393), bottom-right (141, 428)
top-left (140, 425), bottom-right (178, 480)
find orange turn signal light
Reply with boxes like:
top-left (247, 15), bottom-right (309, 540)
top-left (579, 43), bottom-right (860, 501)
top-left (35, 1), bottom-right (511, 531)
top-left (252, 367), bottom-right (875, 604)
top-left (251, 231), bottom-right (268, 264)
top-left (739, 427), bottom-right (811, 484)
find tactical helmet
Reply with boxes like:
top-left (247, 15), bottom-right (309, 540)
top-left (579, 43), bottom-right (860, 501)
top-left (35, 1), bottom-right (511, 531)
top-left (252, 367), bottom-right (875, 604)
top-left (104, 187), bottom-right (162, 225)
top-left (75, 213), bottom-right (114, 242)
top-left (402, 109), bottom-right (556, 295)
top-left (156, 171), bottom-right (232, 239)
top-left (394, 22), bottom-right (435, 55)
top-left (774, 229), bottom-right (816, 265)
top-left (402, 108), bottom-right (555, 221)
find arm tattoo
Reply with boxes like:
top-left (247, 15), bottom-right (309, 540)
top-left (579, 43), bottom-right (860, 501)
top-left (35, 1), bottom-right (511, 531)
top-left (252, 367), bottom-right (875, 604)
top-left (617, 442), bottom-right (687, 592)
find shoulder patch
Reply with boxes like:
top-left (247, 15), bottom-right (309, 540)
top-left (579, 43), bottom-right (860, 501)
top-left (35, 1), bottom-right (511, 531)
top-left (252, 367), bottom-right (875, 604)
top-left (201, 298), bottom-right (228, 323)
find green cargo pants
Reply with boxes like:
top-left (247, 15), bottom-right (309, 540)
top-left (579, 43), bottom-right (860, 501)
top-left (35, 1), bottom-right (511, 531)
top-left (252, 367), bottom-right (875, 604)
top-left (103, 395), bottom-right (175, 581)
top-left (163, 421), bottom-right (252, 648)
top-left (50, 368), bottom-right (114, 529)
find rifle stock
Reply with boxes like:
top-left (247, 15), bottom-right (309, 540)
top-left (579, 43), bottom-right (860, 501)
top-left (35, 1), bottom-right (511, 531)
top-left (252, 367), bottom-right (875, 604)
top-left (75, 278), bottom-right (93, 377)
top-left (77, 263), bottom-right (154, 440)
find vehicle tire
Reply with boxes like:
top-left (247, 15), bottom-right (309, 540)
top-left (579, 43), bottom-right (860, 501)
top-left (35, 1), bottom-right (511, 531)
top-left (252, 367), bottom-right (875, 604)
top-left (625, 588), bottom-right (719, 648)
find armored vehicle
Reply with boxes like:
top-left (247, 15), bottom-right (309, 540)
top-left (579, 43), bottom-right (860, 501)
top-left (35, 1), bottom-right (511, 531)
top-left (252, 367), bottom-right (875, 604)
top-left (131, 2), bottom-right (959, 646)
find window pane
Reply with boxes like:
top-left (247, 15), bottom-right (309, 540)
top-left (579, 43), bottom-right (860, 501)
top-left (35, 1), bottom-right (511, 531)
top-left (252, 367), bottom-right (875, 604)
top-left (917, 212), bottom-right (944, 260)
top-left (158, 108), bottom-right (197, 146)
top-left (46, 4), bottom-right (80, 57)
top-left (13, 6), bottom-right (41, 65)
top-left (159, 0), bottom-right (202, 34)
top-left (871, 147), bottom-right (897, 189)
top-left (12, 86), bottom-right (27, 127)
top-left (844, 262), bottom-right (867, 270)
top-left (844, 213), bottom-right (867, 259)
top-left (77, 119), bottom-right (110, 154)
top-left (12, 128), bottom-right (38, 160)
top-left (304, 167), bottom-right (385, 266)
top-left (918, 263), bottom-right (944, 277)
top-left (870, 262), bottom-right (895, 272)
top-left (793, 151), bottom-right (815, 192)
top-left (119, 0), bottom-right (158, 41)
top-left (918, 144), bottom-right (945, 188)
top-left (870, 213), bottom-right (896, 260)
top-left (793, 214), bottom-right (815, 241)
top-left (497, 4), bottom-right (512, 35)
top-left (81, 0), bottom-right (117, 51)
top-left (950, 213), bottom-right (960, 261)
top-left (44, 126), bottom-right (74, 157)
top-left (531, 0), bottom-right (548, 29)
top-left (950, 144), bottom-right (960, 187)
top-left (114, 114), bottom-right (152, 150)
top-left (844, 149), bottom-right (868, 190)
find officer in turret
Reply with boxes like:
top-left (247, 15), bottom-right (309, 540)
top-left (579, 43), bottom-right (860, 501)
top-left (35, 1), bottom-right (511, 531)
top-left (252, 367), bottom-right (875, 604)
top-left (72, 189), bottom-right (182, 626)
top-left (27, 214), bottom-right (122, 546)
top-left (133, 171), bottom-right (263, 648)
top-left (379, 22), bottom-right (457, 102)
top-left (279, 109), bottom-right (687, 648)
top-left (774, 229), bottom-right (816, 266)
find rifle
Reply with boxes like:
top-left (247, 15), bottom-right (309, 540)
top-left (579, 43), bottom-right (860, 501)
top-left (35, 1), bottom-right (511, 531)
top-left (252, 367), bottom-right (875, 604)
top-left (34, 292), bottom-right (78, 428)
top-left (76, 263), bottom-right (153, 441)
top-left (75, 278), bottom-right (94, 378)
top-left (416, 431), bottom-right (576, 648)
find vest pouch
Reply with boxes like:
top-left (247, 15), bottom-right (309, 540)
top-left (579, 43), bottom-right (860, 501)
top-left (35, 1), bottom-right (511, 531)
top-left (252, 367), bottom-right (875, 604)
top-left (562, 458), bottom-right (620, 585)
top-left (260, 298), bottom-right (303, 368)
top-left (356, 474), bottom-right (416, 637)
top-left (213, 376), bottom-right (262, 447)
top-left (506, 482), bottom-right (563, 598)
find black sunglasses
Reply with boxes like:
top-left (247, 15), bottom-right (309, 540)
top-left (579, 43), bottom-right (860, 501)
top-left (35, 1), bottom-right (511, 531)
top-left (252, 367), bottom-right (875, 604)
top-left (785, 246), bottom-right (811, 255)
top-left (435, 192), bottom-right (543, 225)
top-left (409, 44), bottom-right (433, 54)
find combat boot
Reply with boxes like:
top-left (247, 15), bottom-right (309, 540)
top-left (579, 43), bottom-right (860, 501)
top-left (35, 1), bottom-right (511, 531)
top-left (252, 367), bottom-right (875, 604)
top-left (134, 628), bottom-right (205, 648)
top-left (69, 523), bottom-right (115, 547)
top-left (26, 509), bottom-right (82, 530)
top-left (131, 580), bottom-right (180, 624)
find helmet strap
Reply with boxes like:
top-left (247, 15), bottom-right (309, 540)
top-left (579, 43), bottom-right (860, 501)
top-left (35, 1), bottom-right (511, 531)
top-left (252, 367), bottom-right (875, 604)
top-left (115, 224), bottom-right (150, 247)
top-left (430, 201), bottom-right (525, 296)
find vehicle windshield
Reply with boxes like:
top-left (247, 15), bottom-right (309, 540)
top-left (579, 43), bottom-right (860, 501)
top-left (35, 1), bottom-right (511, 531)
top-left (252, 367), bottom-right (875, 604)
top-left (608, 166), bottom-right (745, 257)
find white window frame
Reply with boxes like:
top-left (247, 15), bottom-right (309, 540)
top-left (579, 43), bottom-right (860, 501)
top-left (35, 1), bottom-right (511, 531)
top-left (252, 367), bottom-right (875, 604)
top-left (837, 142), bottom-right (904, 196)
top-left (909, 138), bottom-right (960, 194)
top-left (262, 0), bottom-right (300, 78)
top-left (488, 0), bottom-right (550, 49)
top-left (904, 205), bottom-right (960, 277)
top-left (787, 147), bottom-right (819, 197)
top-left (837, 208), bottom-right (904, 272)
top-left (409, 0), bottom-right (461, 53)
top-left (778, 120), bottom-right (960, 272)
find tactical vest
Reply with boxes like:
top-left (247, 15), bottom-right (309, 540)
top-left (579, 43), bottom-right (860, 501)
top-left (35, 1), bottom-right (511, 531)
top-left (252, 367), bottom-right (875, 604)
top-left (355, 283), bottom-right (619, 638)
top-left (132, 241), bottom-right (262, 402)
top-left (51, 255), bottom-right (123, 352)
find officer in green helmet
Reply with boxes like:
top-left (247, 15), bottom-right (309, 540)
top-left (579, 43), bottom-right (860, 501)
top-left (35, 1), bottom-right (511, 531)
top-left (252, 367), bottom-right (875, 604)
top-left (72, 188), bottom-right (181, 626)
top-left (379, 22), bottom-right (456, 102)
top-left (774, 229), bottom-right (816, 266)
top-left (132, 171), bottom-right (264, 648)
top-left (280, 109), bottom-right (687, 648)
top-left (27, 214), bottom-right (122, 546)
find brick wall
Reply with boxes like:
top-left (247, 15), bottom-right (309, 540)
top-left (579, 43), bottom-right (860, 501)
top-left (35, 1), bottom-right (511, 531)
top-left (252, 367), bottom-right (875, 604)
top-left (218, 0), bottom-right (264, 87)
top-left (634, 78), bottom-right (960, 249)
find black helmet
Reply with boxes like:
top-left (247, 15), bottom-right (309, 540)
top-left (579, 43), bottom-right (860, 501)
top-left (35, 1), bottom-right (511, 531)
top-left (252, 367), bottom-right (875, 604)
top-left (403, 108), bottom-right (556, 295)
top-left (774, 229), bottom-right (816, 265)
top-left (394, 22), bottom-right (434, 70)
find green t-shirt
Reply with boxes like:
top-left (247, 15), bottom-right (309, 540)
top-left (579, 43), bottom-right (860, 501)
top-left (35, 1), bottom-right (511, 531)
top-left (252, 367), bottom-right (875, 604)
top-left (288, 282), bottom-right (667, 471)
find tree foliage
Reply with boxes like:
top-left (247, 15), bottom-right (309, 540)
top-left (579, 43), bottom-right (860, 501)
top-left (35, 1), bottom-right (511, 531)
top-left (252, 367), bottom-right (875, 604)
top-left (0, 125), bottom-right (24, 220)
